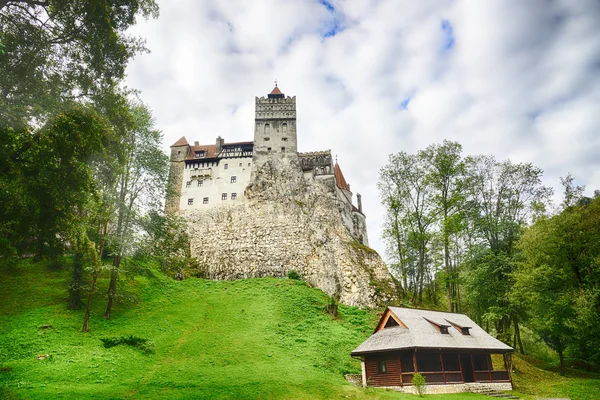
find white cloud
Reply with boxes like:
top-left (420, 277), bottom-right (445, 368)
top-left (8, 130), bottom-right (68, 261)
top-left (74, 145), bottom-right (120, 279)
top-left (126, 0), bottom-right (600, 259)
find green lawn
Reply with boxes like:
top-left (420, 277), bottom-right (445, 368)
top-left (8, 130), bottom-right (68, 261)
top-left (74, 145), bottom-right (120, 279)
top-left (0, 258), bottom-right (598, 399)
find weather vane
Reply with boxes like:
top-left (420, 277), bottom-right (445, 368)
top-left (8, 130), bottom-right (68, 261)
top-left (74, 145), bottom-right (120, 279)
top-left (274, 78), bottom-right (278, 87)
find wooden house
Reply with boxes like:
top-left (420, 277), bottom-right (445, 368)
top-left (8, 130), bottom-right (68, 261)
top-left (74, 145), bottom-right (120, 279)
top-left (351, 307), bottom-right (514, 393)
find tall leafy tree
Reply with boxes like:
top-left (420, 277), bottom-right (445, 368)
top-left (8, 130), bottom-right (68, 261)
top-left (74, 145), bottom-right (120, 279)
top-left (422, 140), bottom-right (466, 312)
top-left (104, 102), bottom-right (168, 319)
top-left (513, 190), bottom-right (600, 373)
top-left (462, 155), bottom-right (551, 346)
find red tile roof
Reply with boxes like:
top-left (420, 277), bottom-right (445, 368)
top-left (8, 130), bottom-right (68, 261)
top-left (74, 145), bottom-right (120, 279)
top-left (186, 145), bottom-right (217, 160)
top-left (171, 136), bottom-right (189, 147)
top-left (334, 162), bottom-right (350, 191)
top-left (270, 86), bottom-right (283, 95)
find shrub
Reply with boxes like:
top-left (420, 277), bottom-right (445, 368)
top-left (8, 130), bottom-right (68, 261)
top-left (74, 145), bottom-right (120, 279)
top-left (100, 335), bottom-right (154, 354)
top-left (287, 270), bottom-right (301, 280)
top-left (412, 372), bottom-right (426, 396)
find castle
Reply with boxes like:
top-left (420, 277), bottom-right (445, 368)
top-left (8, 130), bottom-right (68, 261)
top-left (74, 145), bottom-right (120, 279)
top-left (164, 86), bottom-right (396, 307)
top-left (166, 85), bottom-right (369, 246)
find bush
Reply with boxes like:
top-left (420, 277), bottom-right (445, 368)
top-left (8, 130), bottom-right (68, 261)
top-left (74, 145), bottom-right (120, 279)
top-left (412, 372), bottom-right (426, 396)
top-left (287, 270), bottom-right (300, 280)
top-left (100, 335), bottom-right (154, 354)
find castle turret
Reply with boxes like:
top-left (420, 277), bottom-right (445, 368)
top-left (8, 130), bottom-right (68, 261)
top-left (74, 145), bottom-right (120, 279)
top-left (165, 136), bottom-right (190, 213)
top-left (253, 84), bottom-right (297, 168)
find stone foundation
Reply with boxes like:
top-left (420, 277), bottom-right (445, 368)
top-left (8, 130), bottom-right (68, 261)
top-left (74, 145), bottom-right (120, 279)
top-left (379, 382), bottom-right (513, 395)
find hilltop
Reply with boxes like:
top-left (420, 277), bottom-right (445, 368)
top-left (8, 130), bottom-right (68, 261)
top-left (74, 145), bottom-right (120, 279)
top-left (0, 259), bottom-right (598, 399)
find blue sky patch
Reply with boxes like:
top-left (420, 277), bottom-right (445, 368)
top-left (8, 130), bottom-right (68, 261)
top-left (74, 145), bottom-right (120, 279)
top-left (440, 19), bottom-right (455, 52)
top-left (319, 0), bottom-right (335, 13)
top-left (399, 97), bottom-right (412, 110)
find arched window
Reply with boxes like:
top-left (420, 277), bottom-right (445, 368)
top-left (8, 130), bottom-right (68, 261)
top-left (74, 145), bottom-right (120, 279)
top-left (282, 123), bottom-right (287, 132)
top-left (264, 124), bottom-right (270, 134)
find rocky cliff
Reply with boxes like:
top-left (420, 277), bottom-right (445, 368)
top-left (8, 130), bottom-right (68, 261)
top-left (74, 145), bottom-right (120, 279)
top-left (185, 157), bottom-right (397, 307)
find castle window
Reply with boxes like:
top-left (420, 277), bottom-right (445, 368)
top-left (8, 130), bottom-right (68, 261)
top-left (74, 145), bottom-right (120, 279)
top-left (186, 181), bottom-right (191, 188)
top-left (231, 193), bottom-right (237, 200)
top-left (195, 151), bottom-right (205, 158)
top-left (222, 193), bottom-right (227, 200)
top-left (178, 151), bottom-right (181, 155)
top-left (231, 176), bottom-right (236, 183)
top-left (281, 147), bottom-right (286, 152)
top-left (282, 123), bottom-right (287, 132)
top-left (198, 180), bottom-right (203, 187)
top-left (203, 197), bottom-right (209, 204)
top-left (282, 137), bottom-right (288, 141)
top-left (264, 124), bottom-right (270, 134)
top-left (239, 163), bottom-right (242, 167)
top-left (224, 163), bottom-right (228, 170)
top-left (264, 137), bottom-right (270, 141)
top-left (267, 147), bottom-right (272, 151)
top-left (248, 163), bottom-right (251, 167)
top-left (188, 198), bottom-right (193, 205)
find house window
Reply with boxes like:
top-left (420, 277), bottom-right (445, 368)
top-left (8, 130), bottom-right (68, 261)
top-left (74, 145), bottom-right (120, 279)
top-left (224, 163), bottom-right (228, 170)
top-left (400, 352), bottom-right (414, 372)
top-left (377, 360), bottom-right (387, 373)
top-left (203, 197), bottom-right (209, 204)
top-left (231, 176), bottom-right (236, 183)
top-left (222, 193), bottom-right (227, 200)
top-left (231, 193), bottom-right (237, 200)
top-left (195, 151), bottom-right (205, 158)
top-left (186, 181), bottom-right (191, 188)
top-left (416, 353), bottom-right (442, 372)
top-left (472, 354), bottom-right (489, 371)
top-left (187, 198), bottom-right (193, 205)
top-left (198, 180), bottom-right (203, 187)
top-left (442, 354), bottom-right (460, 372)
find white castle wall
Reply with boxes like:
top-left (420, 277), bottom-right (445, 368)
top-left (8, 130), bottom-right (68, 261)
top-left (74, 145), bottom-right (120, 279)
top-left (179, 156), bottom-right (253, 210)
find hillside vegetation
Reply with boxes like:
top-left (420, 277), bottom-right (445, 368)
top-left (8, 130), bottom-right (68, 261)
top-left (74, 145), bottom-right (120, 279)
top-left (0, 259), bottom-right (598, 399)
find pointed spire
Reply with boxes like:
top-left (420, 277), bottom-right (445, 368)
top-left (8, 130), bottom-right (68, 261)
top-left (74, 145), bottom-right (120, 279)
top-left (268, 81), bottom-right (284, 98)
top-left (171, 136), bottom-right (188, 147)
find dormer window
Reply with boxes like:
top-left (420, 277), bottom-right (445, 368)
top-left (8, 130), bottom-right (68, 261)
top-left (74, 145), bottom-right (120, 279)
top-left (195, 151), bottom-right (205, 158)
top-left (444, 319), bottom-right (472, 335)
top-left (424, 317), bottom-right (451, 335)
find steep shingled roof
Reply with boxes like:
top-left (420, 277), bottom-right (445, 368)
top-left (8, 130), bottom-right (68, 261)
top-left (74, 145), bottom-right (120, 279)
top-left (171, 136), bottom-right (189, 147)
top-left (334, 162), bottom-right (350, 191)
top-left (270, 86), bottom-right (283, 95)
top-left (351, 307), bottom-right (513, 356)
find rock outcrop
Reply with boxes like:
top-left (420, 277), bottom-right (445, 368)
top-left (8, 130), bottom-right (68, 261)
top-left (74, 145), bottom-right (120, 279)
top-left (185, 157), bottom-right (397, 307)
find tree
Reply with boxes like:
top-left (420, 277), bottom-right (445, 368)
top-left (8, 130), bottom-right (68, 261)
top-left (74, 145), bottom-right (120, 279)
top-left (513, 182), bottom-right (600, 373)
top-left (0, 0), bottom-right (158, 128)
top-left (422, 140), bottom-right (466, 312)
top-left (462, 155), bottom-right (551, 346)
top-left (104, 102), bottom-right (168, 319)
top-left (379, 152), bottom-right (437, 304)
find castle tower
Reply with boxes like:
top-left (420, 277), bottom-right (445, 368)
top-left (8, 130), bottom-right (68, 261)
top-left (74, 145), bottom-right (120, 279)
top-left (253, 84), bottom-right (297, 167)
top-left (165, 136), bottom-right (190, 213)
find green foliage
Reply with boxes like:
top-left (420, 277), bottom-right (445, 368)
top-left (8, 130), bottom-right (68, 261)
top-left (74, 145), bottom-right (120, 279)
top-left (412, 372), bottom-right (426, 396)
top-left (513, 195), bottom-right (600, 373)
top-left (287, 269), bottom-right (301, 280)
top-left (100, 335), bottom-right (154, 354)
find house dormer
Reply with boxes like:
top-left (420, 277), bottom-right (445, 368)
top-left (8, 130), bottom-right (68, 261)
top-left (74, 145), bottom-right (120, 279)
top-left (423, 317), bottom-right (451, 334)
top-left (445, 319), bottom-right (472, 335)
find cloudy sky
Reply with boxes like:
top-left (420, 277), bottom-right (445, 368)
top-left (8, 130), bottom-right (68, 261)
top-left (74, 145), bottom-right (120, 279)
top-left (125, 0), bottom-right (600, 258)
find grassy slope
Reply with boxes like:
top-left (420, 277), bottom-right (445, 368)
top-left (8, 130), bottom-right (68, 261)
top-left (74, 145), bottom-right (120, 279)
top-left (0, 259), bottom-right (598, 399)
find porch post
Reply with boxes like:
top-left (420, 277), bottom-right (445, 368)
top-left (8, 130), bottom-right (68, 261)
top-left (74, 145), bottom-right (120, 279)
top-left (361, 359), bottom-right (367, 387)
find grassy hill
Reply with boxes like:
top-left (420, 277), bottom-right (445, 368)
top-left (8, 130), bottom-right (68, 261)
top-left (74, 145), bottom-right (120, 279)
top-left (0, 258), bottom-right (598, 399)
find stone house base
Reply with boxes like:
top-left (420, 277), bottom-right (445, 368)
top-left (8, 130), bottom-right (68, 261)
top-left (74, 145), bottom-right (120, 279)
top-left (377, 382), bottom-right (513, 395)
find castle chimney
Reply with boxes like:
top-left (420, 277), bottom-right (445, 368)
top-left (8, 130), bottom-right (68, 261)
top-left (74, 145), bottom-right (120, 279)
top-left (216, 136), bottom-right (224, 153)
top-left (194, 141), bottom-right (199, 146)
top-left (357, 193), bottom-right (363, 213)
